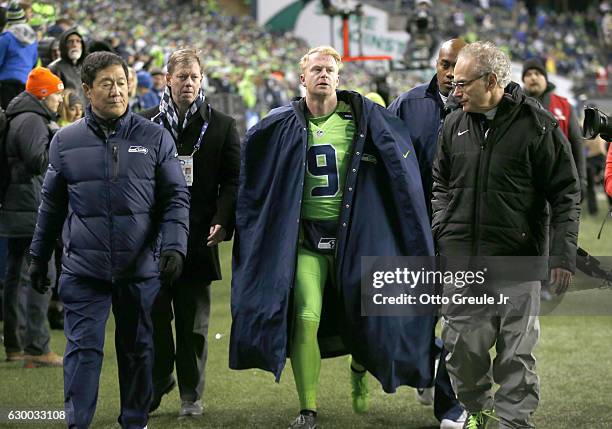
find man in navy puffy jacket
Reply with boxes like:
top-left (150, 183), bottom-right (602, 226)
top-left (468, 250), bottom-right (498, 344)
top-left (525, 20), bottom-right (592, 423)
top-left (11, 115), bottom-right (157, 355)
top-left (29, 52), bottom-right (190, 429)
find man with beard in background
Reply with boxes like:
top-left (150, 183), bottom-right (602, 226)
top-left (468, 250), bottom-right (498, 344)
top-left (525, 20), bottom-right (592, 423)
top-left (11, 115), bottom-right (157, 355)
top-left (49, 28), bottom-right (86, 102)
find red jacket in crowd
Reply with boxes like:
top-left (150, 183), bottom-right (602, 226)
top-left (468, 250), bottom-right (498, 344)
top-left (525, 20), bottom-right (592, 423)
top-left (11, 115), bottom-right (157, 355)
top-left (606, 142), bottom-right (612, 197)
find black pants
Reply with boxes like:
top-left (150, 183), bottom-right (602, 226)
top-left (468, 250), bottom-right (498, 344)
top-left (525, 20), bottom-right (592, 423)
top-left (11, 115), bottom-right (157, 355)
top-left (0, 80), bottom-right (25, 110)
top-left (152, 280), bottom-right (211, 402)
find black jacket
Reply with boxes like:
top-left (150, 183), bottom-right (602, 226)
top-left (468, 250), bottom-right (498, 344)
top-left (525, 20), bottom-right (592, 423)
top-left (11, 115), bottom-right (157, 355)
top-left (48, 29), bottom-right (86, 102)
top-left (0, 91), bottom-right (57, 238)
top-left (141, 101), bottom-right (240, 283)
top-left (432, 82), bottom-right (580, 277)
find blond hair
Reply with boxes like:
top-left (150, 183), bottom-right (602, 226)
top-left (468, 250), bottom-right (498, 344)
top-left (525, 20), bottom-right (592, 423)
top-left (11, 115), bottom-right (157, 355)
top-left (58, 88), bottom-right (83, 125)
top-left (299, 46), bottom-right (342, 71)
top-left (167, 48), bottom-right (202, 75)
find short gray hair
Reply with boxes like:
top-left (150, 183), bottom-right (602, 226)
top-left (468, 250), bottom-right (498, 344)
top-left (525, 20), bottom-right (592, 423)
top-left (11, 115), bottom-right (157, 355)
top-left (457, 41), bottom-right (512, 88)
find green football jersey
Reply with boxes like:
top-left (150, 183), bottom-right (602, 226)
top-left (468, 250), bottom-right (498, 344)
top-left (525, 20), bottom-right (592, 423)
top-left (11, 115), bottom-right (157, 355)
top-left (301, 101), bottom-right (356, 220)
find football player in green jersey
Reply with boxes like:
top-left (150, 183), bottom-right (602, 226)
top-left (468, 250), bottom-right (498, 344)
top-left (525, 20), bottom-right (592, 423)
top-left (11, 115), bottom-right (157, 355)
top-left (230, 44), bottom-right (436, 429)
top-left (288, 46), bottom-right (369, 429)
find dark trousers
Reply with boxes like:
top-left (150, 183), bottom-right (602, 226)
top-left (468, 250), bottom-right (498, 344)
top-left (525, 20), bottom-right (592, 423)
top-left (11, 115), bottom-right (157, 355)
top-left (0, 80), bottom-right (25, 110)
top-left (2, 237), bottom-right (55, 355)
top-left (152, 280), bottom-right (211, 402)
top-left (59, 273), bottom-right (160, 429)
top-left (433, 336), bottom-right (464, 421)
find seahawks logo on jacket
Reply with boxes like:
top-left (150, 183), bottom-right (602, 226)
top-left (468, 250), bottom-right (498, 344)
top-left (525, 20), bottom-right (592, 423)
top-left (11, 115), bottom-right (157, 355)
top-left (128, 146), bottom-right (148, 155)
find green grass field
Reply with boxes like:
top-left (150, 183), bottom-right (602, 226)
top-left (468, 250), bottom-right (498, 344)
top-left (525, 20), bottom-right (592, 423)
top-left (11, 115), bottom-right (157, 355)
top-left (1, 210), bottom-right (611, 428)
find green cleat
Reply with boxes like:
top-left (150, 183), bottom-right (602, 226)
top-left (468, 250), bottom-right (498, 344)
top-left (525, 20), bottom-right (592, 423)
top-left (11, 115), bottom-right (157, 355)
top-left (349, 358), bottom-right (370, 414)
top-left (462, 409), bottom-right (499, 429)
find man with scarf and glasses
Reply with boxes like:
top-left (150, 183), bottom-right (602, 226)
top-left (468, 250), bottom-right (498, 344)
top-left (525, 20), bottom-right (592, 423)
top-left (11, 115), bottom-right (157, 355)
top-left (141, 48), bottom-right (240, 419)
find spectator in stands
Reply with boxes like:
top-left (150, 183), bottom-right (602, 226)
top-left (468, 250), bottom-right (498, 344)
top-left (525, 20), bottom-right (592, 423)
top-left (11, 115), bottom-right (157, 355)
top-left (57, 88), bottom-right (83, 126)
top-left (135, 69), bottom-right (160, 111)
top-left (150, 67), bottom-right (165, 100)
top-left (45, 17), bottom-right (73, 39)
top-left (38, 36), bottom-right (60, 67)
top-left (0, 5), bottom-right (6, 32)
top-left (141, 47), bottom-right (240, 419)
top-left (522, 58), bottom-right (586, 196)
top-left (49, 28), bottom-right (86, 103)
top-left (0, 1), bottom-right (38, 109)
top-left (0, 67), bottom-right (64, 367)
top-left (87, 39), bottom-right (115, 54)
top-left (127, 66), bottom-right (139, 111)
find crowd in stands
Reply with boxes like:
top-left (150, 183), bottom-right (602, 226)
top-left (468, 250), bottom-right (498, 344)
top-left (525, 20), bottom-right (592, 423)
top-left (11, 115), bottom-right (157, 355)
top-left (414, 0), bottom-right (610, 94)
top-left (1, 0), bottom-right (608, 119)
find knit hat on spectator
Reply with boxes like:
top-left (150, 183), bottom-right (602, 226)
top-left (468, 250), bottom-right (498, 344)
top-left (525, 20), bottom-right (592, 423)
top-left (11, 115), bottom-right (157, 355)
top-left (522, 58), bottom-right (547, 81)
top-left (7, 1), bottom-right (26, 25)
top-left (137, 70), bottom-right (153, 89)
top-left (26, 67), bottom-right (64, 99)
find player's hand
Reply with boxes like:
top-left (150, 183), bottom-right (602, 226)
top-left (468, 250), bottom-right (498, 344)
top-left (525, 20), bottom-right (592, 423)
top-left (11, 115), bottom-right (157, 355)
top-left (549, 267), bottom-right (572, 295)
top-left (207, 224), bottom-right (226, 247)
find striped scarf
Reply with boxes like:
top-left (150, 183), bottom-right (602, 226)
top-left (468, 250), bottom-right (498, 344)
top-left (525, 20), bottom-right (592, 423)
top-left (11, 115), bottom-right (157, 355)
top-left (157, 86), bottom-right (205, 140)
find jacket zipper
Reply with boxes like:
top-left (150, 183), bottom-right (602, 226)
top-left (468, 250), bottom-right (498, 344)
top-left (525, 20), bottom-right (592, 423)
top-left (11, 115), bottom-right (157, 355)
top-left (107, 137), bottom-right (115, 283)
top-left (472, 119), bottom-right (492, 256)
top-left (111, 144), bottom-right (119, 181)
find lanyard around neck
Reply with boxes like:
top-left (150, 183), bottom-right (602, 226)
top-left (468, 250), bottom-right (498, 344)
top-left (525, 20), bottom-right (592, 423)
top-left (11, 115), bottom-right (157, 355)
top-left (190, 105), bottom-right (212, 156)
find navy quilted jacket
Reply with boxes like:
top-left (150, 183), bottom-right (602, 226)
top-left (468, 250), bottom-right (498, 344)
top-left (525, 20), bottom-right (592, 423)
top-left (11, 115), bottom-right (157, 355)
top-left (30, 106), bottom-right (190, 282)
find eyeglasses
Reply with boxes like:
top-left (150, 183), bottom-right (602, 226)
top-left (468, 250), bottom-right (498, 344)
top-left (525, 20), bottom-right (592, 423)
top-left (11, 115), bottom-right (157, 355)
top-left (451, 73), bottom-right (488, 90)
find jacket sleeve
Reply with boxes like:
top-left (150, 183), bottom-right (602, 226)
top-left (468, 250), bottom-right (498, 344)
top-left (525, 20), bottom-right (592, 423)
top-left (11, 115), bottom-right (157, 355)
top-left (31, 41), bottom-right (38, 69)
top-left (431, 122), bottom-right (452, 236)
top-left (533, 126), bottom-right (580, 272)
top-left (155, 129), bottom-right (190, 258)
top-left (388, 97), bottom-right (436, 217)
top-left (211, 117), bottom-right (240, 240)
top-left (29, 133), bottom-right (68, 263)
top-left (567, 107), bottom-right (587, 197)
top-left (13, 114), bottom-right (50, 176)
top-left (605, 142), bottom-right (612, 198)
top-left (0, 35), bottom-right (7, 67)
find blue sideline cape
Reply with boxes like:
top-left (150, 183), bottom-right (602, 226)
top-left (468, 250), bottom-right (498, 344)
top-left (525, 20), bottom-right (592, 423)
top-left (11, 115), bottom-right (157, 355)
top-left (229, 91), bottom-right (436, 393)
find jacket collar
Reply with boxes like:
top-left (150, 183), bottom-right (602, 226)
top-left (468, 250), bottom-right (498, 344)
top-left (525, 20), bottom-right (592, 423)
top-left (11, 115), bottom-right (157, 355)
top-left (292, 90), bottom-right (365, 132)
top-left (84, 104), bottom-right (130, 136)
top-left (469, 82), bottom-right (553, 136)
top-left (425, 75), bottom-right (444, 106)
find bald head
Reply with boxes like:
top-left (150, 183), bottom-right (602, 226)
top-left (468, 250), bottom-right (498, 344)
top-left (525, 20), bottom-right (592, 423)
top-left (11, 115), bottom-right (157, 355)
top-left (436, 38), bottom-right (467, 96)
